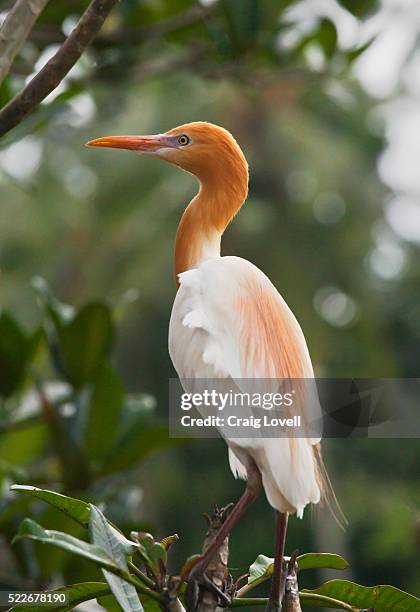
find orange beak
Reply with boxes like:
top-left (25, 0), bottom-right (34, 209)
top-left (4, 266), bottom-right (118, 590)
top-left (85, 135), bottom-right (165, 152)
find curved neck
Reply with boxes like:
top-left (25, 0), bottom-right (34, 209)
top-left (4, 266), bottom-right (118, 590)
top-left (175, 173), bottom-right (248, 281)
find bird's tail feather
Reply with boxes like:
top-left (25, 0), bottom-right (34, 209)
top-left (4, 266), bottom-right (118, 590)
top-left (314, 444), bottom-right (347, 529)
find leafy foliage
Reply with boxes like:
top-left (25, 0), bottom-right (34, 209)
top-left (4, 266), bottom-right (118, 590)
top-left (0, 283), bottom-right (182, 593)
top-left (9, 486), bottom-right (420, 611)
top-left (0, 0), bottom-right (377, 142)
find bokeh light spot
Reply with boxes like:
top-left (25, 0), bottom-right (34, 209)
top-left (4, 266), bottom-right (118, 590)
top-left (314, 285), bottom-right (357, 327)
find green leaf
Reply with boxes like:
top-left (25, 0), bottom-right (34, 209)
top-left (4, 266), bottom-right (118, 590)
top-left (0, 312), bottom-right (28, 397)
top-left (0, 312), bottom-right (40, 397)
top-left (297, 553), bottom-right (349, 571)
top-left (337, 0), bottom-right (378, 18)
top-left (100, 394), bottom-right (185, 475)
top-left (100, 593), bottom-right (160, 612)
top-left (10, 485), bottom-right (91, 527)
top-left (98, 593), bottom-right (123, 611)
top-left (317, 18), bottom-right (337, 59)
top-left (346, 38), bottom-right (375, 64)
top-left (102, 423), bottom-right (179, 474)
top-left (0, 422), bottom-right (47, 466)
top-left (9, 582), bottom-right (111, 612)
top-left (10, 486), bottom-right (129, 545)
top-left (246, 552), bottom-right (349, 594)
top-left (86, 365), bottom-right (124, 462)
top-left (222, 0), bottom-right (260, 53)
top-left (0, 79), bottom-right (12, 107)
top-left (248, 554), bottom-right (273, 583)
top-left (302, 580), bottom-right (420, 611)
top-left (13, 518), bottom-right (120, 573)
top-left (89, 505), bottom-right (137, 556)
top-left (89, 505), bottom-right (143, 612)
top-left (297, 593), bottom-right (352, 609)
top-left (10, 484), bottom-right (134, 551)
top-left (56, 302), bottom-right (113, 389)
top-left (132, 532), bottom-right (166, 577)
top-left (139, 595), bottom-right (162, 612)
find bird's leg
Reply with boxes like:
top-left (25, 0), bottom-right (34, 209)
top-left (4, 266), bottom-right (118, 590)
top-left (186, 460), bottom-right (262, 589)
top-left (265, 511), bottom-right (289, 612)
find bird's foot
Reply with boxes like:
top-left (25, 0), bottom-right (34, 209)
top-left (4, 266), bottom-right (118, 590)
top-left (185, 560), bottom-right (231, 611)
top-left (198, 572), bottom-right (231, 608)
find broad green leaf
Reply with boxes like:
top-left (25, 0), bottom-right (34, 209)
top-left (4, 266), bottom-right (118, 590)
top-left (139, 595), bottom-right (162, 612)
top-left (56, 302), bottom-right (113, 388)
top-left (0, 312), bottom-right (40, 397)
top-left (10, 486), bottom-right (129, 545)
top-left (101, 392), bottom-right (172, 472)
top-left (13, 518), bottom-right (120, 573)
top-left (298, 592), bottom-right (352, 609)
top-left (302, 580), bottom-right (420, 611)
top-left (89, 505), bottom-right (143, 612)
top-left (222, 0), bottom-right (260, 53)
top-left (102, 423), bottom-right (173, 473)
top-left (89, 505), bottom-right (137, 556)
top-left (100, 594), bottom-right (160, 612)
top-left (98, 593), bottom-right (123, 611)
top-left (9, 582), bottom-right (110, 611)
top-left (86, 365), bottom-right (124, 462)
top-left (0, 422), bottom-right (46, 466)
top-left (11, 485), bottom-right (91, 526)
top-left (297, 553), bottom-right (349, 571)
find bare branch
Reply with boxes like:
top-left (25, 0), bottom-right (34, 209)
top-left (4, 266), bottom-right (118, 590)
top-left (195, 504), bottom-right (233, 612)
top-left (0, 0), bottom-right (49, 86)
top-left (27, 1), bottom-right (218, 47)
top-left (283, 550), bottom-right (302, 612)
top-left (0, 0), bottom-right (119, 138)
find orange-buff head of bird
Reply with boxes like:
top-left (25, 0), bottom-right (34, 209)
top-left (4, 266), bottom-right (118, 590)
top-left (86, 121), bottom-right (249, 202)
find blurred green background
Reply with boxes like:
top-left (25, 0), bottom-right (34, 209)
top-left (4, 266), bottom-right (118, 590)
top-left (0, 0), bottom-right (419, 607)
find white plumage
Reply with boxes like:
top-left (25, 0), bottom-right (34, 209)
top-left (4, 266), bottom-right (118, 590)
top-left (169, 255), bottom-right (321, 518)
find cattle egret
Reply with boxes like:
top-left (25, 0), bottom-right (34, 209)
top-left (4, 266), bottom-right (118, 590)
top-left (87, 123), bottom-right (331, 611)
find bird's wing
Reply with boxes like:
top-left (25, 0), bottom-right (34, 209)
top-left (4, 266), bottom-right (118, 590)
top-left (169, 255), bottom-right (323, 515)
top-left (170, 255), bottom-right (315, 382)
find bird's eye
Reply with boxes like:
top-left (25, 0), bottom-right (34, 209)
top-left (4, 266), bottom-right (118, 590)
top-left (177, 134), bottom-right (190, 146)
